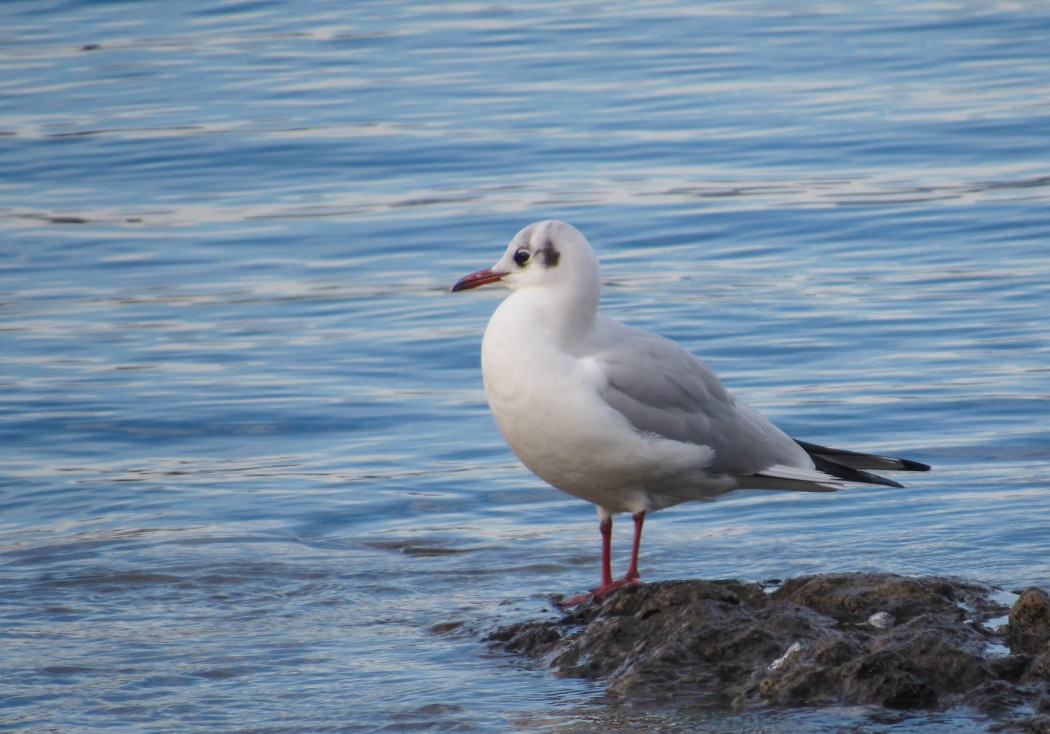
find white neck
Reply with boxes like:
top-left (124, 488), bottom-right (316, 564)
top-left (509, 275), bottom-right (599, 351)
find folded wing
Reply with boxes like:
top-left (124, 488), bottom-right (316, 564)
top-left (593, 319), bottom-right (929, 490)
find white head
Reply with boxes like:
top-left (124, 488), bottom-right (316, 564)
top-left (451, 220), bottom-right (601, 300)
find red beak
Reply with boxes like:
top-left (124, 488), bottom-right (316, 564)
top-left (451, 268), bottom-right (505, 292)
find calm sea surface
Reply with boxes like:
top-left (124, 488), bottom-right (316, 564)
top-left (2, 2), bottom-right (1049, 731)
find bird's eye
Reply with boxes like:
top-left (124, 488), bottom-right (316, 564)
top-left (513, 249), bottom-right (531, 267)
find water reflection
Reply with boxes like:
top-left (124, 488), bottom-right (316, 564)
top-left (2, 0), bottom-right (1049, 732)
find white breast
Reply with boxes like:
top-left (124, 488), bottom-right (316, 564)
top-left (480, 290), bottom-right (728, 514)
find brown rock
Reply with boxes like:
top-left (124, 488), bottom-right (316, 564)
top-left (1011, 588), bottom-right (1050, 655)
top-left (483, 573), bottom-right (1050, 730)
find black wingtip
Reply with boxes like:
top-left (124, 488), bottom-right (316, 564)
top-left (898, 457), bottom-right (931, 472)
top-left (795, 439), bottom-right (930, 473)
top-left (795, 438), bottom-right (929, 488)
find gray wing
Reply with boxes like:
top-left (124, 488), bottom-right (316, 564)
top-left (593, 321), bottom-right (810, 478)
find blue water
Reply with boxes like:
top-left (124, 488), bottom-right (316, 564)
top-left (2, 1), bottom-right (1049, 731)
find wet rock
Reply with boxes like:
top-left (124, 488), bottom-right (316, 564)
top-left (487, 573), bottom-right (1050, 729)
top-left (1010, 588), bottom-right (1050, 655)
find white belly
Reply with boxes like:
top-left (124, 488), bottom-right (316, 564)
top-left (480, 305), bottom-right (728, 514)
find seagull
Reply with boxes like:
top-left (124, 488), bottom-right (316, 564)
top-left (452, 220), bottom-right (929, 603)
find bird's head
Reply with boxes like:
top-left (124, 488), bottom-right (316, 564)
top-left (451, 220), bottom-right (600, 296)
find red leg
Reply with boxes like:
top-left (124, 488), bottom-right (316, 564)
top-left (600, 515), bottom-right (613, 587)
top-left (624, 511), bottom-right (645, 583)
top-left (562, 511), bottom-right (646, 606)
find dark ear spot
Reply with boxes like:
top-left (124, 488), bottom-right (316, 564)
top-left (539, 238), bottom-right (561, 267)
